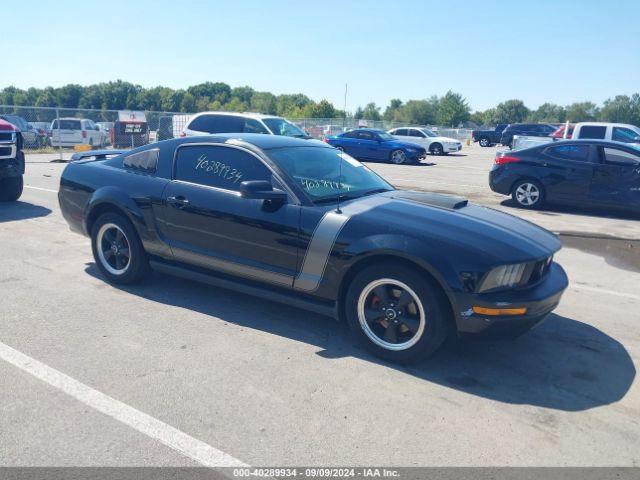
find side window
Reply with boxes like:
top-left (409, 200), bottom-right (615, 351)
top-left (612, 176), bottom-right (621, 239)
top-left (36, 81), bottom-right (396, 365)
top-left (394, 129), bottom-right (408, 136)
top-left (603, 147), bottom-right (640, 166)
top-left (579, 126), bottom-right (606, 139)
top-left (124, 149), bottom-right (159, 173)
top-left (215, 115), bottom-right (245, 133)
top-left (546, 145), bottom-right (592, 162)
top-left (175, 145), bottom-right (272, 191)
top-left (187, 114), bottom-right (217, 133)
top-left (612, 127), bottom-right (640, 143)
top-left (243, 118), bottom-right (269, 134)
top-left (408, 129), bottom-right (424, 138)
top-left (356, 131), bottom-right (374, 140)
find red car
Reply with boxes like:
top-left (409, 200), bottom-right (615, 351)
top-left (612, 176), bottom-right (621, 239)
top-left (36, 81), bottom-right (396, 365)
top-left (0, 118), bottom-right (24, 201)
top-left (551, 123), bottom-right (575, 139)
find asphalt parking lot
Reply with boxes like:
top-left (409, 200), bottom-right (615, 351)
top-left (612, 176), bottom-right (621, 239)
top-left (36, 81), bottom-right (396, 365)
top-left (1, 144), bottom-right (639, 467)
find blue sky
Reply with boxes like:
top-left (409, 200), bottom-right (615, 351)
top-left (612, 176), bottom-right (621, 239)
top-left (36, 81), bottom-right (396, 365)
top-left (5, 0), bottom-right (639, 112)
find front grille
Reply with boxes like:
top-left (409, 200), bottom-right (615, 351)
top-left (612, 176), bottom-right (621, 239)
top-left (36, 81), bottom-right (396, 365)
top-left (0, 147), bottom-right (12, 157)
top-left (0, 132), bottom-right (14, 142)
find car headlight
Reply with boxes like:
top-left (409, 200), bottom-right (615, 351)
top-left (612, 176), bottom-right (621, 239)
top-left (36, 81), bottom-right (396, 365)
top-left (478, 263), bottom-right (527, 292)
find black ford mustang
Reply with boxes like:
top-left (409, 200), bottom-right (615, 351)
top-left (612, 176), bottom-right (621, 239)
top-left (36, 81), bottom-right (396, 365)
top-left (59, 134), bottom-right (568, 363)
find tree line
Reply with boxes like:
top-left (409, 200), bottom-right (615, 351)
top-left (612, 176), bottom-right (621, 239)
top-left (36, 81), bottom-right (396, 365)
top-left (1, 81), bottom-right (638, 126)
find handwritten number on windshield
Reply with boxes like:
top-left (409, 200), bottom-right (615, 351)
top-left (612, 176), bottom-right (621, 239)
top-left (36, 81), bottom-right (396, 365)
top-left (195, 155), bottom-right (243, 184)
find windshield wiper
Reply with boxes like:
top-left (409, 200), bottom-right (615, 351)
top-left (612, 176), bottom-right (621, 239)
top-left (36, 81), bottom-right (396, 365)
top-left (313, 193), bottom-right (360, 204)
top-left (361, 188), bottom-right (391, 197)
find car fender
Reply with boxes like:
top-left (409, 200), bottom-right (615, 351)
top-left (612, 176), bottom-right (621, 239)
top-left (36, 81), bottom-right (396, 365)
top-left (344, 234), bottom-right (461, 293)
top-left (83, 185), bottom-right (147, 236)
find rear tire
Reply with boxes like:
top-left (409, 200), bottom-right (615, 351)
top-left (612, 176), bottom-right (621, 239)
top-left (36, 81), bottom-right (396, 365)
top-left (91, 212), bottom-right (150, 284)
top-left (345, 263), bottom-right (449, 364)
top-left (0, 175), bottom-right (23, 202)
top-left (512, 178), bottom-right (545, 209)
top-left (479, 137), bottom-right (490, 147)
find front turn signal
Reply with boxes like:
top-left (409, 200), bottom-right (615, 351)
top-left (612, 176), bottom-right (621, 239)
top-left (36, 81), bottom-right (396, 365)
top-left (472, 306), bottom-right (527, 316)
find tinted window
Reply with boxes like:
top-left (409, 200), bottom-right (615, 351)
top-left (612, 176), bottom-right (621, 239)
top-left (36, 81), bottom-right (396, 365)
top-left (547, 145), bottom-right (592, 162)
top-left (603, 147), bottom-right (640, 166)
top-left (393, 129), bottom-right (408, 136)
top-left (124, 149), bottom-right (159, 173)
top-left (409, 129), bottom-right (425, 138)
top-left (262, 118), bottom-right (306, 137)
top-left (52, 119), bottom-right (81, 130)
top-left (243, 118), bottom-right (269, 134)
top-left (356, 131), bottom-right (375, 140)
top-left (188, 114), bottom-right (244, 133)
top-left (343, 131), bottom-right (359, 138)
top-left (2, 115), bottom-right (27, 130)
top-left (579, 126), bottom-right (606, 139)
top-left (612, 127), bottom-right (640, 143)
top-left (175, 145), bottom-right (272, 191)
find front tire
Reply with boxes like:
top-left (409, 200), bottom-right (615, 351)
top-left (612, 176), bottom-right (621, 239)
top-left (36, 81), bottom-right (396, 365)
top-left (345, 263), bottom-right (449, 363)
top-left (0, 175), bottom-right (23, 201)
top-left (430, 143), bottom-right (444, 156)
top-left (91, 212), bottom-right (149, 284)
top-left (512, 178), bottom-right (544, 209)
top-left (390, 149), bottom-right (407, 165)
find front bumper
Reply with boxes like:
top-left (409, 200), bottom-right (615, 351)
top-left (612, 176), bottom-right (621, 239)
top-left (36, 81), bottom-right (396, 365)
top-left (445, 143), bottom-right (462, 152)
top-left (407, 149), bottom-right (427, 161)
top-left (452, 262), bottom-right (568, 338)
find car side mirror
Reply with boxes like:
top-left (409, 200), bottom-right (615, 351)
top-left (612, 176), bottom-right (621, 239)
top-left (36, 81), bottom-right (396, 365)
top-left (240, 180), bottom-right (287, 202)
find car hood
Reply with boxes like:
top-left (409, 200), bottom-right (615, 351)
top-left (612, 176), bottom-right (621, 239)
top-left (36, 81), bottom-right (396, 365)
top-left (350, 190), bottom-right (561, 264)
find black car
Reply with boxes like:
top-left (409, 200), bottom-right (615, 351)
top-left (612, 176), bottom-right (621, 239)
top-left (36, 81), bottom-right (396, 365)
top-left (489, 140), bottom-right (640, 211)
top-left (58, 134), bottom-right (567, 363)
top-left (471, 124), bottom-right (508, 147)
top-left (500, 123), bottom-right (556, 148)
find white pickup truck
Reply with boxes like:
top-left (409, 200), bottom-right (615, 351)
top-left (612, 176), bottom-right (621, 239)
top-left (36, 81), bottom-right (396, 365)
top-left (572, 122), bottom-right (640, 144)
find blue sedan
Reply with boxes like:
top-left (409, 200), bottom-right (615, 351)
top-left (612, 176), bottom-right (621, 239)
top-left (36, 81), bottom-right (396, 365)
top-left (325, 128), bottom-right (426, 164)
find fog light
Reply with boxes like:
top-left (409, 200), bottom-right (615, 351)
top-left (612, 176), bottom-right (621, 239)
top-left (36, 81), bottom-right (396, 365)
top-left (472, 306), bottom-right (527, 316)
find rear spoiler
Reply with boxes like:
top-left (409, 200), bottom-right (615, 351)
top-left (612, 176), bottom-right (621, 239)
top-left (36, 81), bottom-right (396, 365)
top-left (70, 149), bottom-right (128, 162)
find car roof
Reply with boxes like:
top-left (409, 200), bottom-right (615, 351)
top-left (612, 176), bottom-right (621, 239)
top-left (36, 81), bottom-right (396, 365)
top-left (575, 122), bottom-right (639, 128)
top-left (345, 128), bottom-right (385, 134)
top-left (188, 111), bottom-right (283, 121)
top-left (162, 133), bottom-right (330, 150)
top-left (535, 139), bottom-right (640, 149)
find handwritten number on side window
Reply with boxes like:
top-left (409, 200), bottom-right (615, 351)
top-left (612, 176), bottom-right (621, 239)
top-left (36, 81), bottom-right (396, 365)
top-left (195, 155), bottom-right (243, 184)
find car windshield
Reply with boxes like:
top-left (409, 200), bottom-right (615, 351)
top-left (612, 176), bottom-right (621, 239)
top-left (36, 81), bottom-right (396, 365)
top-left (268, 146), bottom-right (393, 201)
top-left (262, 118), bottom-right (307, 138)
top-left (376, 131), bottom-right (395, 141)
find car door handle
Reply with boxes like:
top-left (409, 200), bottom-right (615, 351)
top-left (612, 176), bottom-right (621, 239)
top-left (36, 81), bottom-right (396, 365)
top-left (167, 196), bottom-right (190, 208)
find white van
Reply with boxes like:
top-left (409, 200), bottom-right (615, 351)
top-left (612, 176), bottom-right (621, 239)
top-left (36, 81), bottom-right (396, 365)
top-left (572, 122), bottom-right (640, 144)
top-left (50, 118), bottom-right (106, 147)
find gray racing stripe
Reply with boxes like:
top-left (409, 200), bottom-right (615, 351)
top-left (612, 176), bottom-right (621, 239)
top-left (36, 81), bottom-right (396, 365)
top-left (294, 196), bottom-right (390, 292)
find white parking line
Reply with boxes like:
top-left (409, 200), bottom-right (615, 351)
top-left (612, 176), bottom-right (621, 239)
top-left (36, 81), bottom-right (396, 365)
top-left (24, 185), bottom-right (58, 193)
top-left (571, 284), bottom-right (640, 301)
top-left (0, 341), bottom-right (247, 467)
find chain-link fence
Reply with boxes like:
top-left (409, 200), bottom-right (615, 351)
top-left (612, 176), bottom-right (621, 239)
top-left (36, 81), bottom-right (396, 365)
top-left (291, 118), bottom-right (473, 141)
top-left (0, 105), bottom-right (473, 157)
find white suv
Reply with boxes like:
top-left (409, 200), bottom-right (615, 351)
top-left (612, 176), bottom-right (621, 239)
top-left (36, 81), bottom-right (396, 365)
top-left (182, 112), bottom-right (308, 138)
top-left (388, 127), bottom-right (462, 155)
top-left (50, 118), bottom-right (107, 148)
